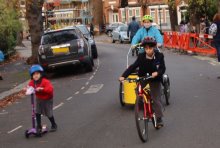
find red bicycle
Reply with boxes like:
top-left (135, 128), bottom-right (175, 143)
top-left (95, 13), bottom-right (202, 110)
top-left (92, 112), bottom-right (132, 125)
top-left (125, 76), bottom-right (159, 143)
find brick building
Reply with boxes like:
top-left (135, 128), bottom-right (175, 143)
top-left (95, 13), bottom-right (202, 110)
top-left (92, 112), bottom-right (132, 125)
top-left (103, 0), bottom-right (171, 30)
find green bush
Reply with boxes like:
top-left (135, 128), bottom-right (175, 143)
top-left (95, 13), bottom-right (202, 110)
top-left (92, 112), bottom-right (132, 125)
top-left (0, 0), bottom-right (22, 55)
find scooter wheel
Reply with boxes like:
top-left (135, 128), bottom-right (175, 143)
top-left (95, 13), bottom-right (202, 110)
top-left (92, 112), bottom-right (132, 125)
top-left (25, 130), bottom-right (29, 138)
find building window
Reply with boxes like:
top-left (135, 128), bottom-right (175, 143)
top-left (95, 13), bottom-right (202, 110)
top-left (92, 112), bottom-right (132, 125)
top-left (150, 9), bottom-right (155, 22)
top-left (157, 8), bottom-right (164, 25)
top-left (128, 9), bottom-right (133, 22)
top-left (135, 8), bottom-right (140, 21)
top-left (165, 9), bottom-right (170, 25)
top-left (113, 13), bottom-right (118, 23)
top-left (121, 9), bottom-right (126, 23)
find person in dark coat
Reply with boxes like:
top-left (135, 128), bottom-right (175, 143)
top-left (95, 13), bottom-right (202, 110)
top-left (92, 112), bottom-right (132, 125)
top-left (119, 37), bottom-right (166, 128)
top-left (90, 23), bottom-right (94, 38)
top-left (127, 16), bottom-right (140, 43)
top-left (212, 13), bottom-right (220, 62)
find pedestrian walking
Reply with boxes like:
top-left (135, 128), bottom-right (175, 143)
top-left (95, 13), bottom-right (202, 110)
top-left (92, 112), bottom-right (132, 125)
top-left (127, 16), bottom-right (140, 43)
top-left (180, 20), bottom-right (187, 33)
top-left (90, 23), bottom-right (94, 38)
top-left (27, 65), bottom-right (58, 134)
top-left (200, 17), bottom-right (206, 34)
top-left (210, 13), bottom-right (220, 62)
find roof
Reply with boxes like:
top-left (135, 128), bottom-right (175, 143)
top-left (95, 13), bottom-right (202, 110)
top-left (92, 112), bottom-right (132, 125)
top-left (44, 27), bottom-right (77, 35)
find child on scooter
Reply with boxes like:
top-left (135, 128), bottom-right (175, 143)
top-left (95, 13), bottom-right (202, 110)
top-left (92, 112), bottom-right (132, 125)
top-left (27, 65), bottom-right (57, 133)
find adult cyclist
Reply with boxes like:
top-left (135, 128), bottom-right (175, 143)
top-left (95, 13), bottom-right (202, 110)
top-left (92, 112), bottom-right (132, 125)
top-left (131, 15), bottom-right (163, 52)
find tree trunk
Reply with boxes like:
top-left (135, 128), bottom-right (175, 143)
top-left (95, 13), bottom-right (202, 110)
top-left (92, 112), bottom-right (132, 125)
top-left (168, 4), bottom-right (178, 31)
top-left (92, 0), bottom-right (103, 34)
top-left (25, 0), bottom-right (44, 64)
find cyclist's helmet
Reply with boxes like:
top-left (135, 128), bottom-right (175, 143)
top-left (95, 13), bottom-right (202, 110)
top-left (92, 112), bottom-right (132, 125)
top-left (29, 64), bottom-right (44, 76)
top-left (142, 15), bottom-right (153, 22)
top-left (141, 37), bottom-right (157, 47)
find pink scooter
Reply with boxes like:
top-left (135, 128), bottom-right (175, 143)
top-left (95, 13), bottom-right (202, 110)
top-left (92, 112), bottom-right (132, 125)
top-left (25, 87), bottom-right (48, 138)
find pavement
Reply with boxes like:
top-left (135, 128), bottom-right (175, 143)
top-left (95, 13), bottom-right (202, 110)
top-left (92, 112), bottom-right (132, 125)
top-left (1, 40), bottom-right (220, 147)
top-left (0, 40), bottom-right (31, 100)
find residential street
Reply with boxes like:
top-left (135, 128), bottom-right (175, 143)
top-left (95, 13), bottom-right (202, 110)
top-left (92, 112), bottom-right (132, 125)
top-left (1, 42), bottom-right (220, 148)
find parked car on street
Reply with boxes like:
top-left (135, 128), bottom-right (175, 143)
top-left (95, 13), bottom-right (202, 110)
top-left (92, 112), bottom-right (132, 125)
top-left (38, 27), bottom-right (94, 72)
top-left (75, 25), bottom-right (98, 59)
top-left (105, 22), bottom-right (126, 37)
top-left (112, 25), bottom-right (129, 43)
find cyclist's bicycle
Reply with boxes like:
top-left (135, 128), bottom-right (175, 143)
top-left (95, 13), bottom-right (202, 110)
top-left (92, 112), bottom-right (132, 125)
top-left (124, 76), bottom-right (161, 142)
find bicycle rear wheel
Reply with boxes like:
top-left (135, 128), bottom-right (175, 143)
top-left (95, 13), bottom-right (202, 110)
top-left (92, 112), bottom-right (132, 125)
top-left (135, 96), bottom-right (149, 142)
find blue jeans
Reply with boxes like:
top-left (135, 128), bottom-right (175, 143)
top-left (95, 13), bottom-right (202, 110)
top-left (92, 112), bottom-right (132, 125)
top-left (214, 43), bottom-right (220, 62)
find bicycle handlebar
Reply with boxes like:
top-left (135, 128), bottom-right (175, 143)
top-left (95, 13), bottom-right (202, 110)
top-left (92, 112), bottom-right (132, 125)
top-left (123, 76), bottom-right (153, 83)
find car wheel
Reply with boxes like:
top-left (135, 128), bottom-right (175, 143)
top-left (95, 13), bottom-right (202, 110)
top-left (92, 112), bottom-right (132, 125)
top-left (107, 31), bottom-right (112, 37)
top-left (119, 37), bottom-right (123, 44)
top-left (84, 58), bottom-right (93, 72)
top-left (112, 38), bottom-right (115, 43)
top-left (92, 47), bottom-right (98, 59)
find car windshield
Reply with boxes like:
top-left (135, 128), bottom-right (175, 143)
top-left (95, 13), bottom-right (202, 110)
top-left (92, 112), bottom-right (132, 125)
top-left (120, 27), bottom-right (128, 31)
top-left (41, 30), bottom-right (80, 45)
top-left (76, 26), bottom-right (90, 35)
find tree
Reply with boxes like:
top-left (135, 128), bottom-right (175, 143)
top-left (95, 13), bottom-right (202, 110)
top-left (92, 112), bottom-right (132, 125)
top-left (187, 0), bottom-right (218, 25)
top-left (25, 0), bottom-right (44, 64)
top-left (218, 0), bottom-right (220, 13)
top-left (168, 0), bottom-right (178, 31)
top-left (0, 0), bottom-right (22, 55)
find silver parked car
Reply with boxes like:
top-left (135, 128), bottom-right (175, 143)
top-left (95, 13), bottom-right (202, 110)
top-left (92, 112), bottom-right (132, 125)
top-left (105, 22), bottom-right (126, 37)
top-left (112, 25), bottom-right (129, 43)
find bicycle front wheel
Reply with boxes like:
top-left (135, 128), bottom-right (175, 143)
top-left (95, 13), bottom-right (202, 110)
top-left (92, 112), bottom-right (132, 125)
top-left (135, 96), bottom-right (149, 142)
top-left (164, 79), bottom-right (170, 105)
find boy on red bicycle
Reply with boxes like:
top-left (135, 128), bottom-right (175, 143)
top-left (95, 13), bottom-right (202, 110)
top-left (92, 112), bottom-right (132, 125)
top-left (119, 37), bottom-right (166, 128)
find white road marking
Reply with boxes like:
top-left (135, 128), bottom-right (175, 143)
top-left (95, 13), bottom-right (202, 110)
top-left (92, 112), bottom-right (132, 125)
top-left (75, 91), bottom-right (79, 95)
top-left (89, 76), bottom-right (94, 80)
top-left (0, 112), bottom-right (8, 115)
top-left (85, 82), bottom-right (89, 86)
top-left (81, 87), bottom-right (85, 90)
top-left (72, 78), bottom-right (88, 81)
top-left (209, 62), bottom-right (216, 66)
top-left (66, 97), bottom-right (73, 101)
top-left (53, 102), bottom-right (64, 110)
top-left (8, 125), bottom-right (22, 134)
top-left (93, 72), bottom-right (96, 75)
top-left (84, 84), bottom-right (104, 94)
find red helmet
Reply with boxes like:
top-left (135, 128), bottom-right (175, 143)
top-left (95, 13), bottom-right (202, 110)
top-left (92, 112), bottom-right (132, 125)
top-left (141, 37), bottom-right (157, 47)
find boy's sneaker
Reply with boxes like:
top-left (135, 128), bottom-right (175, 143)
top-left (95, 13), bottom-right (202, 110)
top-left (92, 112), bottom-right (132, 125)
top-left (50, 124), bottom-right (57, 132)
top-left (156, 118), bottom-right (164, 129)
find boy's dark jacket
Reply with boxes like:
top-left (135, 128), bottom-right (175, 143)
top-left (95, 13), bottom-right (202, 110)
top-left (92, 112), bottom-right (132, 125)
top-left (122, 51), bottom-right (166, 82)
top-left (29, 78), bottom-right (53, 100)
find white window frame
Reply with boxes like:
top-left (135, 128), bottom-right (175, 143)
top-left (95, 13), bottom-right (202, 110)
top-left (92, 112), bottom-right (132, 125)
top-left (121, 8), bottom-right (126, 23)
top-left (112, 13), bottom-right (119, 23)
top-left (150, 9), bottom-right (156, 23)
top-left (165, 9), bottom-right (170, 24)
top-left (157, 8), bottom-right (164, 25)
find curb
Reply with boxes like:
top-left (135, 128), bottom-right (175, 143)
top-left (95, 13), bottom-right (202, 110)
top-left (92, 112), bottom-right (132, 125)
top-left (0, 80), bottom-right (29, 100)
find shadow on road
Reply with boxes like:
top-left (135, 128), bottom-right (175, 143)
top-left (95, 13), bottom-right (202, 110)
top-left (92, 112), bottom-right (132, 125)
top-left (45, 65), bottom-right (90, 80)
